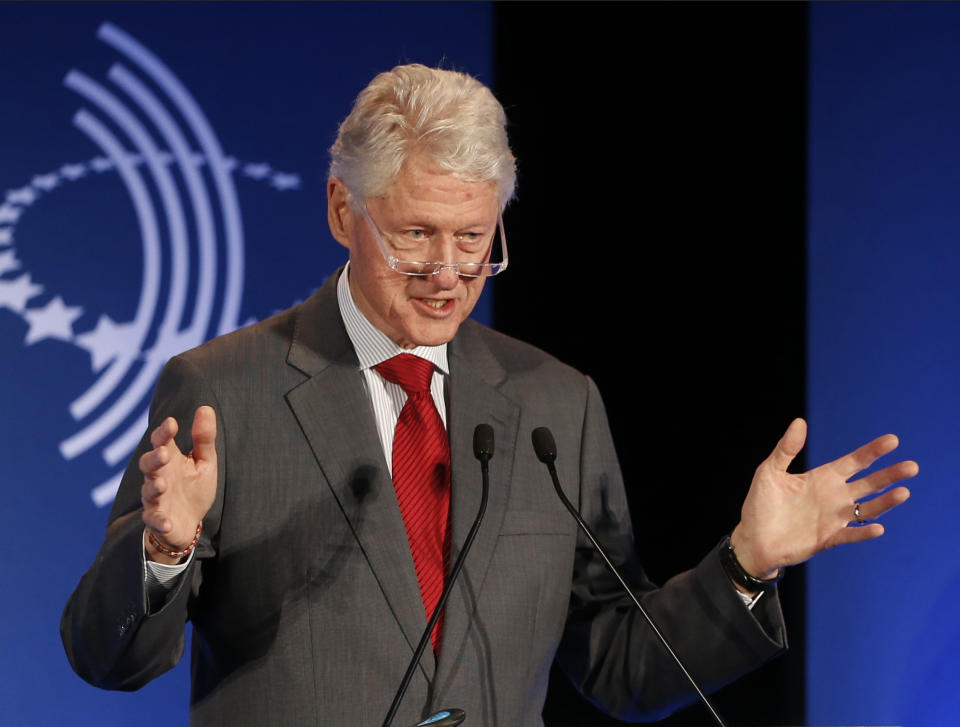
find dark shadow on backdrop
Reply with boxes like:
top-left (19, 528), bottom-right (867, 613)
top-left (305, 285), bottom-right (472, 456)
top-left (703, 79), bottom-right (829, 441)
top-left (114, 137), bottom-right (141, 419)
top-left (492, 3), bottom-right (808, 725)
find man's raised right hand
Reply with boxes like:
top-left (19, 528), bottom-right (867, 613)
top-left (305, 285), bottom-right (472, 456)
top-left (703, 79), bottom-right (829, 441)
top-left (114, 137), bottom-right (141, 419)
top-left (139, 406), bottom-right (218, 564)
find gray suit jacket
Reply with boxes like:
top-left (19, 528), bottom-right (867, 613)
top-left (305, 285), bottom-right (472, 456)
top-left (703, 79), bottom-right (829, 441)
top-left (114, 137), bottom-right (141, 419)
top-left (62, 272), bottom-right (786, 726)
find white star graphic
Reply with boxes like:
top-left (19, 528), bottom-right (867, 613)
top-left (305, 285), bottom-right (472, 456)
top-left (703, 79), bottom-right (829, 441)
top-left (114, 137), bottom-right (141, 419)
top-left (0, 274), bottom-right (44, 313)
top-left (23, 296), bottom-right (83, 345)
top-left (243, 162), bottom-right (271, 179)
top-left (90, 157), bottom-right (113, 172)
top-left (0, 204), bottom-right (22, 224)
top-left (60, 164), bottom-right (88, 181)
top-left (5, 187), bottom-right (37, 206)
top-left (0, 228), bottom-right (11, 245)
top-left (31, 173), bottom-right (60, 191)
top-left (271, 173), bottom-right (301, 191)
top-left (74, 314), bottom-right (137, 371)
top-left (0, 250), bottom-right (20, 276)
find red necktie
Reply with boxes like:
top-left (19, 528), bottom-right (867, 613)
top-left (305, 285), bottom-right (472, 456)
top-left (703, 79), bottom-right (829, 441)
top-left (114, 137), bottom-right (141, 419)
top-left (374, 354), bottom-right (451, 654)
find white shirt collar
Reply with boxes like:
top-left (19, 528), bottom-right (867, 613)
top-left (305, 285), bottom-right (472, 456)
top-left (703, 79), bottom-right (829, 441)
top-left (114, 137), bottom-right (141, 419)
top-left (336, 262), bottom-right (449, 375)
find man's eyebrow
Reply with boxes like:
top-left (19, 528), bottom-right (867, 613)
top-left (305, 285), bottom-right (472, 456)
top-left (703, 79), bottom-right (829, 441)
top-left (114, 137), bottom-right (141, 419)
top-left (402, 218), bottom-right (437, 229)
top-left (396, 217), bottom-right (493, 231)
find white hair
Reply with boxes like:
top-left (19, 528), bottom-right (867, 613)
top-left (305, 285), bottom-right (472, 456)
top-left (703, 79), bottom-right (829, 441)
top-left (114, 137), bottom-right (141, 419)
top-left (329, 64), bottom-right (516, 210)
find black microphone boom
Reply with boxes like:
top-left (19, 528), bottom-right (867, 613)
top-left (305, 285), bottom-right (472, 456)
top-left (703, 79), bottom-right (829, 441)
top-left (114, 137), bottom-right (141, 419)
top-left (530, 427), bottom-right (728, 727)
top-left (381, 424), bottom-right (494, 727)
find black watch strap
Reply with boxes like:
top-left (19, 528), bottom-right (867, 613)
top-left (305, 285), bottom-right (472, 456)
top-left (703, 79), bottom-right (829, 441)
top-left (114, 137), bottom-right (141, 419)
top-left (718, 535), bottom-right (783, 592)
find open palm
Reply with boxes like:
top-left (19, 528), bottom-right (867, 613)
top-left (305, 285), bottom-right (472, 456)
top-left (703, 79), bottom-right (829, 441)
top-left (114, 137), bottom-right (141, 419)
top-left (730, 418), bottom-right (917, 578)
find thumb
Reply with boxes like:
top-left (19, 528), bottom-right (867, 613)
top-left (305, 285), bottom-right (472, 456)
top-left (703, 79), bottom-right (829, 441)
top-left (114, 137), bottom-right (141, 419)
top-left (768, 417), bottom-right (807, 472)
top-left (191, 405), bottom-right (218, 463)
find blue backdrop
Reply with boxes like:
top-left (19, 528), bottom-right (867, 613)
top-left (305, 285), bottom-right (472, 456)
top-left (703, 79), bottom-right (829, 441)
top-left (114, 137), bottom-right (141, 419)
top-left (0, 3), bottom-right (491, 724)
top-left (3, 2), bottom-right (956, 725)
top-left (807, 3), bottom-right (960, 725)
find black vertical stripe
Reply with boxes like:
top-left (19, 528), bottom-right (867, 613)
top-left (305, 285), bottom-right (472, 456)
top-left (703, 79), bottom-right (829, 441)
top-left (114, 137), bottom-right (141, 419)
top-left (493, 2), bottom-right (808, 725)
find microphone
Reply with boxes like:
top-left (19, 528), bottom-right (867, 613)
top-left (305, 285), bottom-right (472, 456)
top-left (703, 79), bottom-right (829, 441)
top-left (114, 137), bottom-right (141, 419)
top-left (531, 427), bottom-right (728, 727)
top-left (473, 422), bottom-right (495, 464)
top-left (382, 424), bottom-right (494, 727)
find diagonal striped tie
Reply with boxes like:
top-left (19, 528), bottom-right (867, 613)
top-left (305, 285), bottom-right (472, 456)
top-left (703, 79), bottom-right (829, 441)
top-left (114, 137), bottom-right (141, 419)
top-left (375, 353), bottom-right (451, 655)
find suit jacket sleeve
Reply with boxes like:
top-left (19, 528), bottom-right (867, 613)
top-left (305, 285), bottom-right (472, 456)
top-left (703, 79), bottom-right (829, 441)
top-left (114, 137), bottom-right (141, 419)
top-left (60, 354), bottom-right (225, 690)
top-left (554, 376), bottom-right (787, 721)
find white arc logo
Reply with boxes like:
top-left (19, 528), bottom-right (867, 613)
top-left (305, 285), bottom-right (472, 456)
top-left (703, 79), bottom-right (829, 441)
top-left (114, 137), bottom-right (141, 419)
top-left (0, 23), bottom-right (302, 506)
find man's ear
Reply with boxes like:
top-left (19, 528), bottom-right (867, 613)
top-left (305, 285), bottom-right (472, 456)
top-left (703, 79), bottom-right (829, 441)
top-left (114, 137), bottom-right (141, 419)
top-left (327, 178), bottom-right (354, 250)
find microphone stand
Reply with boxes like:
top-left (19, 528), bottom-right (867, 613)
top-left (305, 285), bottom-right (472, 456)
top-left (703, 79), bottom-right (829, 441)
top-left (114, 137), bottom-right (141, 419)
top-left (381, 424), bottom-right (494, 727)
top-left (531, 427), bottom-right (727, 727)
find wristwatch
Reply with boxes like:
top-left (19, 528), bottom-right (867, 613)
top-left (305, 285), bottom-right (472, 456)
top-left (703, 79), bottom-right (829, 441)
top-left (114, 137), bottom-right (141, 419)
top-left (718, 535), bottom-right (783, 592)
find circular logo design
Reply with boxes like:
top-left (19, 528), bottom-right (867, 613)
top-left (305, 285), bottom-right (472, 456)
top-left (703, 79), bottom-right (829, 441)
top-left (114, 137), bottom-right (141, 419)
top-left (0, 23), bottom-right (303, 506)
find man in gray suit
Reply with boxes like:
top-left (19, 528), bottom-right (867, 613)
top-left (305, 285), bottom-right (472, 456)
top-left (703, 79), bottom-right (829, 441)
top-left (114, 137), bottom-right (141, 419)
top-left (62, 64), bottom-right (917, 725)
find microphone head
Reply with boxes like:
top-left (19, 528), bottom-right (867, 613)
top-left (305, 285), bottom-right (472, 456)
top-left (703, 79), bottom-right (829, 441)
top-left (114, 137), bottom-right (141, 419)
top-left (473, 423), bottom-right (495, 460)
top-left (531, 427), bottom-right (557, 463)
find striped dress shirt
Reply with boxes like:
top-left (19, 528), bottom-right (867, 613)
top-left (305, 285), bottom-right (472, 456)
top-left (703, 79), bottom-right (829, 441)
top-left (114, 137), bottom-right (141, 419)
top-left (336, 263), bottom-right (450, 475)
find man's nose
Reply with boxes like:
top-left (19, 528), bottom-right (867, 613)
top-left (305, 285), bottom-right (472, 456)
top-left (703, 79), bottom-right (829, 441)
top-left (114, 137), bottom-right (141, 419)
top-left (430, 265), bottom-right (461, 289)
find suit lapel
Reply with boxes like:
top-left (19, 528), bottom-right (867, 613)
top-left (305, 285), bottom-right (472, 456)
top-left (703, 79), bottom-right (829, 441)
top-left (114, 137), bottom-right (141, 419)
top-left (438, 322), bottom-right (519, 675)
top-left (284, 274), bottom-right (434, 677)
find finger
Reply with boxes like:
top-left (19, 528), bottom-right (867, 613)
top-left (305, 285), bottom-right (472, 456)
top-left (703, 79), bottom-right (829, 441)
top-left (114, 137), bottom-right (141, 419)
top-left (141, 506), bottom-right (171, 534)
top-left (834, 433), bottom-right (900, 478)
top-left (768, 418), bottom-right (807, 472)
top-left (831, 521), bottom-right (885, 547)
top-left (191, 406), bottom-right (217, 463)
top-left (150, 417), bottom-right (179, 449)
top-left (854, 486), bottom-right (911, 523)
top-left (140, 474), bottom-right (168, 502)
top-left (848, 459), bottom-right (919, 498)
top-left (139, 444), bottom-right (173, 476)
